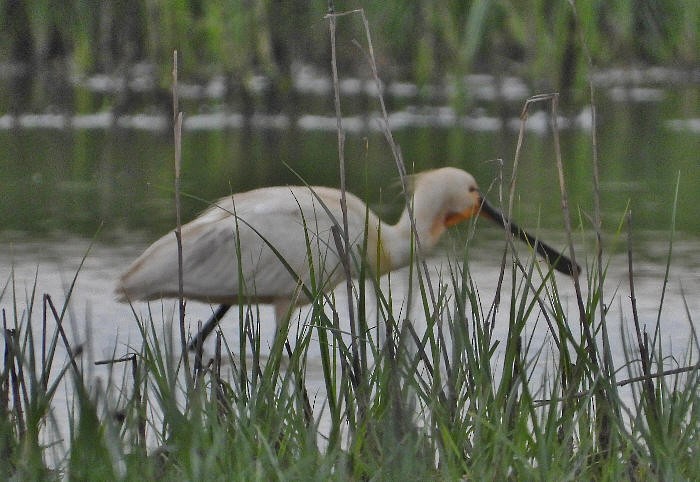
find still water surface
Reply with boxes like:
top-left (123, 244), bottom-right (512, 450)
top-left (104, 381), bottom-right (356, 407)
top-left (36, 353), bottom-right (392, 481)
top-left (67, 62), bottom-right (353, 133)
top-left (1, 69), bottom-right (699, 453)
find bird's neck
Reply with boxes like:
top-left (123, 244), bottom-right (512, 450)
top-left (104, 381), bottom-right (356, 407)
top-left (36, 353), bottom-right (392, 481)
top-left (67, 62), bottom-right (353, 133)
top-left (381, 194), bottom-right (446, 271)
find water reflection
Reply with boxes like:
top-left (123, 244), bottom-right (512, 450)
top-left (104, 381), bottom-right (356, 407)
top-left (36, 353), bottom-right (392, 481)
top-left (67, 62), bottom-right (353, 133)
top-left (2, 105), bottom-right (596, 133)
top-left (1, 65), bottom-right (698, 235)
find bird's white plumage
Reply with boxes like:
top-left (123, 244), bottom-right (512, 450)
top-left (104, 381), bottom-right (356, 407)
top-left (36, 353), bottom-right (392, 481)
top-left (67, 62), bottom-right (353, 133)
top-left (116, 167), bottom-right (481, 309)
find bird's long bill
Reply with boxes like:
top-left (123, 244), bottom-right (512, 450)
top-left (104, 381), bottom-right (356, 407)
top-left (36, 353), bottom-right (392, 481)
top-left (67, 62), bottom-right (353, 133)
top-left (479, 198), bottom-right (580, 277)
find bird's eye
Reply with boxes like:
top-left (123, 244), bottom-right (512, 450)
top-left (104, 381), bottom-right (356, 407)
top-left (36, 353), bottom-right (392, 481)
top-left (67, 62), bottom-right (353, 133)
top-left (468, 186), bottom-right (477, 193)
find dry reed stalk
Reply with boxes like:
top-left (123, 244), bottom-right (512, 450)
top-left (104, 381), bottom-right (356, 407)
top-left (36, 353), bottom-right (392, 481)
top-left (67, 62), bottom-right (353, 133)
top-left (44, 294), bottom-right (81, 379)
top-left (95, 353), bottom-right (146, 448)
top-left (172, 50), bottom-right (190, 377)
top-left (492, 94), bottom-right (552, 318)
top-left (356, 6), bottom-right (453, 378)
top-left (533, 362), bottom-right (700, 407)
top-left (568, 1), bottom-right (620, 460)
top-left (570, 0), bottom-right (613, 376)
top-left (651, 173), bottom-right (680, 346)
top-left (547, 90), bottom-right (607, 455)
top-left (326, 4), bottom-right (362, 391)
top-left (626, 212), bottom-right (659, 416)
top-left (547, 94), bottom-right (604, 380)
top-left (490, 94), bottom-right (577, 326)
top-left (3, 325), bottom-right (25, 438)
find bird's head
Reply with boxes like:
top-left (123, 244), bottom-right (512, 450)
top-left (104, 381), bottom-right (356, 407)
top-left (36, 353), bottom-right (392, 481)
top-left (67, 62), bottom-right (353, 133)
top-left (406, 167), bottom-right (482, 244)
top-left (409, 167), bottom-right (579, 276)
top-left (441, 171), bottom-right (483, 228)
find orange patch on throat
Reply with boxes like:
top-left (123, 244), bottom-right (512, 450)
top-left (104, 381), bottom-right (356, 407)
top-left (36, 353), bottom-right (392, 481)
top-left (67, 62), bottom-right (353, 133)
top-left (444, 206), bottom-right (478, 227)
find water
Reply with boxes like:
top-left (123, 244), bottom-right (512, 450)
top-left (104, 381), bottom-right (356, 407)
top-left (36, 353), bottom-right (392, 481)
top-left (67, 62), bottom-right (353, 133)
top-left (1, 66), bottom-right (699, 457)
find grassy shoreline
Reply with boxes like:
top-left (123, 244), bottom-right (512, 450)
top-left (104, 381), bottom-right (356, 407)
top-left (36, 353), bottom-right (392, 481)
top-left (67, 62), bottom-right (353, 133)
top-left (1, 235), bottom-right (698, 479)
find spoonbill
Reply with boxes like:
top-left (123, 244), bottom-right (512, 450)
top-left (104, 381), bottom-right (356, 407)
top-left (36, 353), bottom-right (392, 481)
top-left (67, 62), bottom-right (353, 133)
top-left (116, 167), bottom-right (577, 348)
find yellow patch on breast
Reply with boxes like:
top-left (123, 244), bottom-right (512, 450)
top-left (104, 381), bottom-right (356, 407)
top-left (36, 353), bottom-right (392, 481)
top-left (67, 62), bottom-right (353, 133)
top-left (366, 227), bottom-right (392, 275)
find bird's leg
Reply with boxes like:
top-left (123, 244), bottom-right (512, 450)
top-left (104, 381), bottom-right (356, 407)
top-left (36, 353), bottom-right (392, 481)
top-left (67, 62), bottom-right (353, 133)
top-left (188, 304), bottom-right (231, 351)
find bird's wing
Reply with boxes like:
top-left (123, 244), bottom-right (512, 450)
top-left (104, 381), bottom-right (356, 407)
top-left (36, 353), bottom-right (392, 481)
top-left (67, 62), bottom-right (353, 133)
top-left (117, 186), bottom-right (354, 304)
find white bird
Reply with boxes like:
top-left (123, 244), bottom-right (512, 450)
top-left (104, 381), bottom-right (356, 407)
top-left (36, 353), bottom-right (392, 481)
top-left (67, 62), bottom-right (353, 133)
top-left (116, 167), bottom-right (577, 348)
